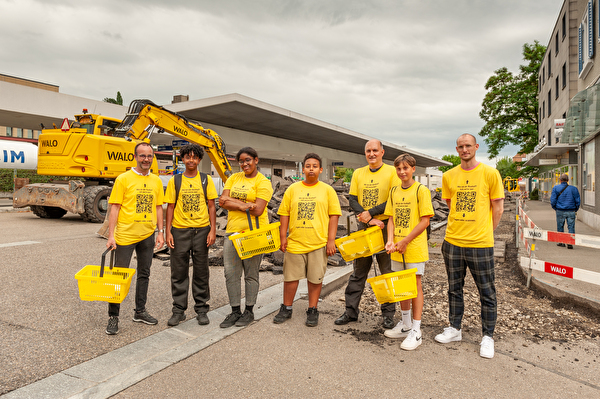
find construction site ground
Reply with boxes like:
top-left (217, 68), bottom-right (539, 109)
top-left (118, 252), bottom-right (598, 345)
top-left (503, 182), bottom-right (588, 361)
top-left (1, 197), bottom-right (599, 398)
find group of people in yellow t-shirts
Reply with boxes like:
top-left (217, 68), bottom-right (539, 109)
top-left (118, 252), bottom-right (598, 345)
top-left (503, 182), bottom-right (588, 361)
top-left (103, 134), bottom-right (505, 360)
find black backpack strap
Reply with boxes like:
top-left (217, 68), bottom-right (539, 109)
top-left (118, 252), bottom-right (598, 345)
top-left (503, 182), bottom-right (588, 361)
top-left (174, 173), bottom-right (183, 207)
top-left (174, 172), bottom-right (209, 206)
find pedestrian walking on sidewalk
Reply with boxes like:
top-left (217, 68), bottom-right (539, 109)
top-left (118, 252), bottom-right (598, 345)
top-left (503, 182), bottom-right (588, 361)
top-left (334, 139), bottom-right (400, 329)
top-left (383, 154), bottom-right (433, 350)
top-left (273, 153), bottom-right (341, 327)
top-left (550, 173), bottom-right (580, 249)
top-left (105, 142), bottom-right (165, 335)
top-left (164, 144), bottom-right (218, 327)
top-left (435, 134), bottom-right (504, 359)
top-left (218, 147), bottom-right (273, 328)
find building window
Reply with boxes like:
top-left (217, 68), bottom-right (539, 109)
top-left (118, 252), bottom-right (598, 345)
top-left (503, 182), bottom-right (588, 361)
top-left (555, 77), bottom-right (559, 98)
top-left (578, 1), bottom-right (595, 77)
top-left (543, 101), bottom-right (546, 119)
top-left (583, 140), bottom-right (595, 206)
top-left (16, 128), bottom-right (23, 138)
top-left (555, 32), bottom-right (560, 53)
top-left (548, 90), bottom-right (552, 116)
top-left (562, 14), bottom-right (566, 40)
top-left (543, 67), bottom-right (546, 84)
top-left (562, 63), bottom-right (566, 88)
top-left (6, 127), bottom-right (12, 137)
top-left (548, 51), bottom-right (552, 78)
top-left (26, 129), bottom-right (33, 139)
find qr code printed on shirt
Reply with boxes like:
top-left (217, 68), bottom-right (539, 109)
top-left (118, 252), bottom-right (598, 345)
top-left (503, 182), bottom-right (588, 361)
top-left (297, 202), bottom-right (316, 220)
top-left (394, 208), bottom-right (411, 229)
top-left (182, 194), bottom-right (202, 213)
top-left (456, 191), bottom-right (476, 212)
top-left (136, 194), bottom-right (153, 214)
top-left (231, 191), bottom-right (247, 202)
top-left (362, 188), bottom-right (379, 208)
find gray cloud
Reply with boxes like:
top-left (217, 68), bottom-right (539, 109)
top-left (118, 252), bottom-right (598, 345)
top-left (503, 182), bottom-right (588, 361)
top-left (1, 0), bottom-right (559, 163)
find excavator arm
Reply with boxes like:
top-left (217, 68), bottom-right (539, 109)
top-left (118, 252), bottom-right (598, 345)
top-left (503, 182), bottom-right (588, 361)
top-left (115, 100), bottom-right (232, 181)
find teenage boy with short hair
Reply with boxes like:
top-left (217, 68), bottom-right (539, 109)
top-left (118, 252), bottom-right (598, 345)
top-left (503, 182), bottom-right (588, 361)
top-left (274, 153), bottom-right (341, 327)
top-left (384, 154), bottom-right (433, 350)
top-left (164, 144), bottom-right (218, 327)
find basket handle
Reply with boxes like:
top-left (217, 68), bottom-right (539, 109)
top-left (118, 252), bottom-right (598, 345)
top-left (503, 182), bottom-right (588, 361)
top-left (245, 209), bottom-right (260, 230)
top-left (100, 248), bottom-right (115, 278)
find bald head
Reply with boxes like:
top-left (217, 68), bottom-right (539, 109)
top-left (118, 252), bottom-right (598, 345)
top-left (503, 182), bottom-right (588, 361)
top-left (560, 173), bottom-right (569, 182)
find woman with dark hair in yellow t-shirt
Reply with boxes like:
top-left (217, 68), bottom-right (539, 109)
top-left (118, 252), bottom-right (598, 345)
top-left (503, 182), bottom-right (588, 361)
top-left (218, 147), bottom-right (273, 328)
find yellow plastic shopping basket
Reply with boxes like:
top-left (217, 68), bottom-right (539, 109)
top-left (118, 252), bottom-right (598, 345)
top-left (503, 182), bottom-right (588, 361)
top-left (75, 248), bottom-right (135, 303)
top-left (367, 256), bottom-right (418, 304)
top-left (229, 209), bottom-right (281, 260)
top-left (334, 226), bottom-right (385, 261)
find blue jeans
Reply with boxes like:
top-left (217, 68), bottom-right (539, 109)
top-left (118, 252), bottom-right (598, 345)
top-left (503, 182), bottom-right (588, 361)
top-left (556, 210), bottom-right (576, 234)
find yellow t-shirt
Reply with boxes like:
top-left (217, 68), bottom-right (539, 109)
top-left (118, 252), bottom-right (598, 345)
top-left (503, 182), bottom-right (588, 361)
top-left (278, 181), bottom-right (342, 254)
top-left (109, 170), bottom-right (164, 246)
top-left (442, 163), bottom-right (504, 248)
top-left (164, 173), bottom-right (218, 228)
top-left (349, 164), bottom-right (400, 221)
top-left (224, 172), bottom-right (273, 233)
top-left (384, 182), bottom-right (434, 263)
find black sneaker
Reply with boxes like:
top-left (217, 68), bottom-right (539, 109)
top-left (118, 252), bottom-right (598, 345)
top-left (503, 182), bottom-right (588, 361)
top-left (235, 310), bottom-right (255, 327)
top-left (167, 312), bottom-right (186, 326)
top-left (382, 316), bottom-right (395, 329)
top-left (197, 312), bottom-right (210, 325)
top-left (220, 311), bottom-right (242, 328)
top-left (133, 310), bottom-right (158, 325)
top-left (106, 316), bottom-right (119, 335)
top-left (273, 304), bottom-right (293, 324)
top-left (306, 307), bottom-right (319, 327)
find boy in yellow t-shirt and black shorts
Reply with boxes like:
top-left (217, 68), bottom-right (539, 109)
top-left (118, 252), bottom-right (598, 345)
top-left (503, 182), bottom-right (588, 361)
top-left (384, 154), bottom-right (433, 350)
top-left (274, 153), bottom-right (341, 327)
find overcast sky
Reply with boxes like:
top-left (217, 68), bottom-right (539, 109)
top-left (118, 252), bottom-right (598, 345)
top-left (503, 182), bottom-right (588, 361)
top-left (1, 0), bottom-right (561, 165)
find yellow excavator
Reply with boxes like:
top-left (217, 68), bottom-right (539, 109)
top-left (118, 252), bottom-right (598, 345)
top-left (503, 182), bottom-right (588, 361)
top-left (13, 100), bottom-right (232, 222)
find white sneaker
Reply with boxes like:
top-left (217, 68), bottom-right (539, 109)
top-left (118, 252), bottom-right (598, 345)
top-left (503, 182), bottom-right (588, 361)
top-left (400, 329), bottom-right (422, 351)
top-left (480, 336), bottom-right (494, 359)
top-left (384, 322), bottom-right (412, 339)
top-left (434, 326), bottom-right (462, 343)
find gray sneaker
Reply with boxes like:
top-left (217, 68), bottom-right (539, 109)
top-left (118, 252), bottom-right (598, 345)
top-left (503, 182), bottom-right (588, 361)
top-left (235, 310), bottom-right (255, 327)
top-left (106, 316), bottom-right (119, 335)
top-left (220, 311), bottom-right (242, 328)
top-left (133, 310), bottom-right (158, 325)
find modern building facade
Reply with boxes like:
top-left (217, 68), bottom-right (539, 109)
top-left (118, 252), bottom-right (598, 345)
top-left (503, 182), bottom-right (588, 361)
top-left (527, 0), bottom-right (600, 230)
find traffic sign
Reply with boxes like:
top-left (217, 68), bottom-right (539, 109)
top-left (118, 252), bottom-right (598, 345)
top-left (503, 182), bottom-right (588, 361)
top-left (60, 118), bottom-right (70, 131)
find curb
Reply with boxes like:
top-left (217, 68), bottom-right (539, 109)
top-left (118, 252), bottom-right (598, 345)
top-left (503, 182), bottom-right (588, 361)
top-left (3, 266), bottom-right (353, 399)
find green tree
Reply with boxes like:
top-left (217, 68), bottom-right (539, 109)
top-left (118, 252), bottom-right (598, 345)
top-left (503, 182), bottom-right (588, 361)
top-left (103, 91), bottom-right (123, 105)
top-left (438, 154), bottom-right (461, 173)
top-left (479, 41), bottom-right (546, 159)
top-left (334, 167), bottom-right (354, 182)
top-left (495, 156), bottom-right (519, 179)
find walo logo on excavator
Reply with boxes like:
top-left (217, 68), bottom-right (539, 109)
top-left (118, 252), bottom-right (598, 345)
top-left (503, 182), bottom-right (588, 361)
top-left (107, 151), bottom-right (135, 162)
top-left (40, 139), bottom-right (59, 147)
top-left (173, 125), bottom-right (189, 136)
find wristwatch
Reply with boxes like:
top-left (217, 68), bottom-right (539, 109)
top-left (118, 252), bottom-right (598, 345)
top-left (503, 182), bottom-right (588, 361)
top-left (158, 229), bottom-right (164, 233)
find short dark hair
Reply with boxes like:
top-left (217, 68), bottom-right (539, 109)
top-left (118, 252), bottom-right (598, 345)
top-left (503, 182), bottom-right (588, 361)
top-left (457, 133), bottom-right (477, 145)
top-left (560, 173), bottom-right (569, 182)
top-left (303, 153), bottom-right (322, 168)
top-left (394, 153), bottom-right (416, 167)
top-left (180, 143), bottom-right (204, 160)
top-left (236, 147), bottom-right (258, 162)
top-left (134, 142), bottom-right (153, 156)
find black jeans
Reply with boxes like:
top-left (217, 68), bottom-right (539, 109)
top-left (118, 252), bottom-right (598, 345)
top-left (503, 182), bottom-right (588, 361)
top-left (343, 221), bottom-right (396, 318)
top-left (108, 234), bottom-right (155, 317)
top-left (170, 226), bottom-right (210, 314)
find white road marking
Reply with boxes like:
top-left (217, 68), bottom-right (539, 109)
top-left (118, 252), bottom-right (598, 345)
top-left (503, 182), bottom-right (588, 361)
top-left (0, 240), bottom-right (41, 248)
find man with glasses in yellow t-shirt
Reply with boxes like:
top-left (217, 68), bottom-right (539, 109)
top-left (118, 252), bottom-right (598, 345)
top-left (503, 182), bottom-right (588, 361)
top-left (106, 142), bottom-right (164, 335)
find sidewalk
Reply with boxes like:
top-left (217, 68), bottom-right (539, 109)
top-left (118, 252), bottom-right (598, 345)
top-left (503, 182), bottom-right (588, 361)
top-left (518, 199), bottom-right (600, 311)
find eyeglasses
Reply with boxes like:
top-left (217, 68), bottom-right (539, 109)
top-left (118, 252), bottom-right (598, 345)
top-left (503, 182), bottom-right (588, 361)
top-left (136, 154), bottom-right (153, 160)
top-left (238, 157), bottom-right (254, 165)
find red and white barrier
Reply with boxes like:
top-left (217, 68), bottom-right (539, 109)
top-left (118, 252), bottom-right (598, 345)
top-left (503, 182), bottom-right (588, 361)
top-left (519, 257), bottom-right (600, 285)
top-left (517, 199), bottom-right (600, 287)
